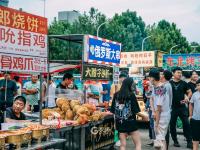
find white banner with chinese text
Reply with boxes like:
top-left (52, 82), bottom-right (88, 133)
top-left (0, 53), bottom-right (47, 72)
top-left (0, 5), bottom-right (48, 72)
top-left (120, 51), bottom-right (155, 68)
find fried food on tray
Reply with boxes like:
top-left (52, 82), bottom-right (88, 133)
top-left (65, 110), bottom-right (74, 120)
top-left (50, 108), bottom-right (65, 119)
top-left (91, 114), bottom-right (101, 121)
top-left (76, 106), bottom-right (90, 116)
top-left (52, 107), bottom-right (61, 112)
top-left (90, 111), bottom-right (103, 121)
top-left (72, 105), bottom-right (81, 113)
top-left (42, 109), bottom-right (53, 119)
top-left (26, 124), bottom-right (48, 130)
top-left (82, 103), bottom-right (96, 114)
top-left (56, 97), bottom-right (69, 108)
top-left (70, 100), bottom-right (80, 109)
top-left (61, 103), bottom-right (70, 112)
top-left (74, 114), bottom-right (89, 125)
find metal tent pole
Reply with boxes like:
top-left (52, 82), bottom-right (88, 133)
top-left (3, 70), bottom-right (8, 122)
top-left (39, 73), bottom-right (43, 125)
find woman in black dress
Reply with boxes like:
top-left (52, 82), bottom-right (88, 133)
top-left (111, 77), bottom-right (148, 150)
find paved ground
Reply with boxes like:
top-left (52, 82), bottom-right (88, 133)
top-left (125, 129), bottom-right (189, 150)
top-left (114, 124), bottom-right (191, 150)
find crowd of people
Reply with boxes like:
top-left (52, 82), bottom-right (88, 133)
top-left (0, 71), bottom-right (113, 123)
top-left (110, 67), bottom-right (200, 150)
top-left (0, 72), bottom-right (78, 125)
top-left (0, 68), bottom-right (200, 150)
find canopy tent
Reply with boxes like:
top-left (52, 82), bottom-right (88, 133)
top-left (48, 63), bottom-right (81, 73)
top-left (0, 63), bottom-right (80, 78)
top-left (48, 34), bottom-right (84, 44)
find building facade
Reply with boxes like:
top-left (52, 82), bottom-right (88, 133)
top-left (58, 10), bottom-right (81, 24)
top-left (0, 0), bottom-right (9, 6)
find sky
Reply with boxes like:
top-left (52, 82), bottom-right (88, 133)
top-left (9, 0), bottom-right (200, 43)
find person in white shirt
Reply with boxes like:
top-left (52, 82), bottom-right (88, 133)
top-left (87, 81), bottom-right (104, 105)
top-left (160, 70), bottom-right (173, 150)
top-left (149, 68), bottom-right (172, 150)
top-left (189, 79), bottom-right (200, 150)
top-left (42, 76), bottom-right (56, 108)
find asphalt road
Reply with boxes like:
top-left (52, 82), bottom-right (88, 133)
top-left (115, 128), bottom-right (191, 150)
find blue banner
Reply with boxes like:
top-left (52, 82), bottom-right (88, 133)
top-left (163, 54), bottom-right (200, 70)
top-left (85, 36), bottom-right (121, 65)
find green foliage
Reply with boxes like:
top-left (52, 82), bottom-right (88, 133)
top-left (48, 8), bottom-right (107, 61)
top-left (190, 42), bottom-right (200, 53)
top-left (71, 7), bottom-right (107, 35)
top-left (146, 20), bottom-right (190, 54)
top-left (105, 10), bottom-right (147, 51)
top-left (48, 8), bottom-right (195, 60)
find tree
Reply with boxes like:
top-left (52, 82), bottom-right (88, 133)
top-left (48, 20), bottom-right (73, 60)
top-left (71, 7), bottom-right (107, 35)
top-left (48, 8), bottom-right (107, 60)
top-left (190, 42), bottom-right (200, 53)
top-left (48, 8), bottom-right (147, 60)
top-left (146, 20), bottom-right (190, 53)
top-left (103, 10), bottom-right (147, 51)
top-left (48, 9), bottom-right (194, 60)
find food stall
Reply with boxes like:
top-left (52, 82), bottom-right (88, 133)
top-left (0, 122), bottom-right (66, 150)
top-left (0, 5), bottom-right (66, 149)
top-left (0, 4), bottom-right (120, 149)
top-left (43, 34), bottom-right (122, 150)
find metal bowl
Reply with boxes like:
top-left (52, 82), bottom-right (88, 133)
top-left (6, 133), bottom-right (22, 144)
top-left (42, 128), bottom-right (50, 138)
top-left (0, 136), bottom-right (5, 147)
top-left (21, 131), bottom-right (32, 144)
top-left (32, 129), bottom-right (43, 140)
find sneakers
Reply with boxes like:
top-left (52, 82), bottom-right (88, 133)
top-left (147, 142), bottom-right (154, 146)
top-left (173, 141), bottom-right (181, 147)
top-left (115, 140), bottom-right (121, 147)
top-left (173, 141), bottom-right (193, 149)
top-left (187, 142), bottom-right (193, 149)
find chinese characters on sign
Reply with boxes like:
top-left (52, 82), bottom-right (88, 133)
top-left (0, 6), bottom-right (47, 72)
top-left (113, 66), bottom-right (119, 85)
top-left (157, 51), bottom-right (165, 67)
top-left (0, 54), bottom-right (47, 72)
top-left (84, 35), bottom-right (121, 65)
top-left (83, 64), bottom-right (113, 80)
top-left (0, 6), bottom-right (47, 34)
top-left (120, 51), bottom-right (155, 67)
top-left (163, 54), bottom-right (200, 70)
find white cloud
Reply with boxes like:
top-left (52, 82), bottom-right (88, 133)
top-left (9, 0), bottom-right (200, 42)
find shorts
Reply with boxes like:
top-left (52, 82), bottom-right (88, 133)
top-left (116, 119), bottom-right (138, 133)
top-left (190, 118), bottom-right (200, 141)
top-left (155, 117), bottom-right (170, 141)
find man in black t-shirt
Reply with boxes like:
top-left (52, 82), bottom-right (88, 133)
top-left (188, 70), bottom-right (199, 93)
top-left (56, 73), bottom-right (75, 96)
top-left (6, 96), bottom-right (26, 123)
top-left (170, 67), bottom-right (193, 149)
